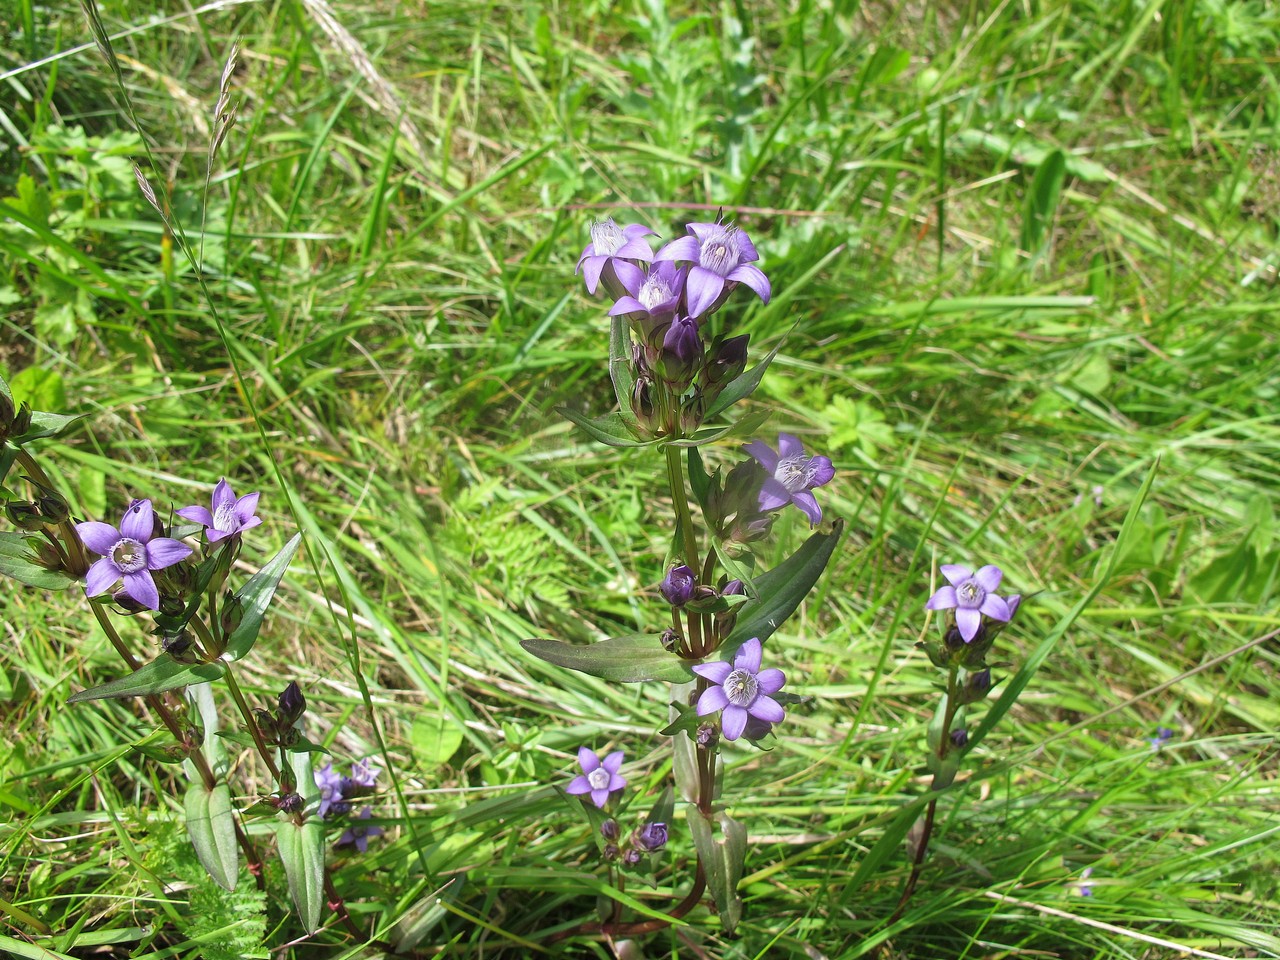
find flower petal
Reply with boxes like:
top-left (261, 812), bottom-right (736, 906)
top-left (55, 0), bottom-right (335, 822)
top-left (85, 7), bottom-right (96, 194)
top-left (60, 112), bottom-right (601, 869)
top-left (685, 222), bottom-right (718, 241)
top-left (146, 537), bottom-right (193, 571)
top-left (84, 557), bottom-right (120, 597)
top-left (685, 266), bottom-right (725, 318)
top-left (653, 235), bottom-right (699, 263)
top-left (940, 564), bottom-right (972, 587)
top-left (577, 746), bottom-right (600, 772)
top-left (607, 772), bottom-right (627, 792)
top-left (806, 456), bottom-right (835, 488)
top-left (726, 263), bottom-right (770, 302)
top-left (581, 255), bottom-right (606, 294)
top-left (696, 685), bottom-right (729, 715)
top-left (609, 296), bottom-right (647, 317)
top-left (756, 668), bottom-right (785, 695)
top-left (735, 230), bottom-right (760, 262)
top-left (602, 751), bottom-right (625, 774)
top-left (757, 477), bottom-right (792, 512)
top-left (925, 585), bottom-right (958, 610)
top-left (790, 490), bottom-right (823, 526)
top-left (980, 593), bottom-right (1011, 621)
top-left (974, 564), bottom-right (1003, 592)
top-left (614, 237), bottom-right (655, 261)
top-left (77, 521), bottom-right (121, 556)
top-left (122, 569), bottom-right (160, 610)
top-left (233, 492), bottom-right (261, 523)
top-left (611, 260), bottom-right (646, 296)
top-left (623, 223), bottom-right (657, 240)
top-left (956, 606), bottom-right (981, 642)
top-left (175, 506), bottom-right (214, 527)
top-left (743, 440), bottom-right (778, 472)
top-left (692, 660), bottom-right (733, 684)
top-left (721, 704), bottom-right (748, 741)
top-left (590, 787), bottom-right (610, 808)
top-left (119, 500), bottom-right (155, 542)
top-left (734, 637), bottom-right (762, 674)
top-left (566, 775), bottom-right (592, 795)
top-left (777, 433), bottom-right (804, 459)
top-left (749, 696), bottom-right (785, 724)
top-left (211, 478), bottom-right (235, 513)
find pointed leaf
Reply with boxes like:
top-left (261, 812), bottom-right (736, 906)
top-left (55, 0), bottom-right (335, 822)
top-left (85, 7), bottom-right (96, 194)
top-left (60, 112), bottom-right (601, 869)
top-left (222, 533), bottom-right (301, 661)
top-left (68, 655), bottom-right (224, 702)
top-left (277, 819), bottom-right (326, 935)
top-left (185, 780), bottom-right (239, 891)
top-left (0, 445), bottom-right (16, 487)
top-left (712, 540), bottom-right (759, 600)
top-left (14, 410), bottom-right (87, 443)
top-left (557, 407), bottom-right (652, 448)
top-left (686, 447), bottom-right (711, 513)
top-left (704, 342), bottom-right (781, 420)
top-left (725, 519), bottom-right (844, 647)
top-left (521, 634), bottom-right (694, 682)
top-left (664, 407), bottom-right (772, 448)
top-left (0, 532), bottom-right (76, 589)
top-left (608, 315), bottom-right (638, 428)
top-left (688, 811), bottom-right (746, 935)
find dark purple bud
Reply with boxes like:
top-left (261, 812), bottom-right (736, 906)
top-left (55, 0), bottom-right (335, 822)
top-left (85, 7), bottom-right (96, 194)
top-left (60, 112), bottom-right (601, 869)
top-left (631, 375), bottom-right (658, 432)
top-left (659, 628), bottom-right (681, 652)
top-left (633, 821), bottom-right (668, 852)
top-left (705, 334), bottom-right (749, 385)
top-left (162, 630), bottom-right (198, 663)
top-left (5, 500), bottom-right (44, 531)
top-left (254, 708), bottom-right (280, 743)
top-left (950, 728), bottom-right (969, 748)
top-left (741, 715), bottom-right (775, 741)
top-left (600, 818), bottom-right (620, 841)
top-left (696, 722), bottom-right (716, 746)
top-left (659, 564), bottom-right (697, 607)
top-left (966, 669), bottom-right (992, 700)
top-left (623, 848), bottom-right (642, 865)
top-left (111, 589), bottom-right (151, 616)
top-left (36, 491), bottom-right (70, 525)
top-left (274, 792), bottom-right (305, 814)
top-left (277, 681), bottom-right (306, 726)
top-left (602, 842), bottom-right (620, 861)
top-left (721, 579), bottom-right (745, 596)
top-left (27, 536), bottom-right (64, 571)
top-left (656, 316), bottom-right (703, 388)
top-left (0, 391), bottom-right (13, 431)
top-left (220, 593), bottom-right (244, 638)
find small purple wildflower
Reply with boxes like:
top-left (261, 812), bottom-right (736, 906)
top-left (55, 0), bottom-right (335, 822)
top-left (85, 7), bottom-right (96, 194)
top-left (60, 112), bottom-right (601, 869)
top-left (609, 261), bottom-right (685, 333)
top-left (176, 478), bottom-right (262, 543)
top-left (314, 762), bottom-right (344, 818)
top-left (925, 564), bottom-right (1013, 643)
top-left (654, 221), bottom-right (770, 318)
top-left (1148, 726), bottom-right (1175, 750)
top-left (743, 433), bottom-right (836, 527)
top-left (77, 499), bottom-right (193, 611)
top-left (315, 759), bottom-right (379, 819)
top-left (692, 637), bottom-right (786, 742)
top-left (337, 807), bottom-right (383, 853)
top-left (565, 747), bottom-right (627, 808)
top-left (576, 218), bottom-right (655, 298)
top-left (1078, 866), bottom-right (1094, 897)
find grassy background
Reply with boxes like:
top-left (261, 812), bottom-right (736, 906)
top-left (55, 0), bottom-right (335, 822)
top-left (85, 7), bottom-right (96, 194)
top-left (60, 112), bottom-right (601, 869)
top-left (2, 0), bottom-right (1279, 956)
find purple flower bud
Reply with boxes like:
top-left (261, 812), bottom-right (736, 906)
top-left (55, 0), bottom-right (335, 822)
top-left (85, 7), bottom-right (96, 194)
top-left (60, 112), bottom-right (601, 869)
top-left (705, 334), bottom-right (749, 385)
top-left (623, 848), bottom-right (643, 865)
top-left (275, 792), bottom-right (305, 814)
top-left (600, 819), bottom-right (620, 841)
top-left (966, 669), bottom-right (992, 701)
top-left (950, 728), bottom-right (969, 748)
top-left (657, 316), bottom-right (703, 388)
top-left (633, 821), bottom-right (668, 853)
top-left (659, 565), bottom-right (697, 607)
top-left (5, 500), bottom-right (44, 531)
top-left (722, 579), bottom-right (744, 597)
top-left (696, 722), bottom-right (716, 746)
top-left (277, 681), bottom-right (306, 726)
top-left (602, 842), bottom-right (620, 861)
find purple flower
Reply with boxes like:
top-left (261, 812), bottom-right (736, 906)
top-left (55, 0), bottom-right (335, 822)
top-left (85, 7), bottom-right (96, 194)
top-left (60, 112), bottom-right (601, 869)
top-left (314, 762), bottom-right (344, 818)
top-left (692, 637), bottom-right (786, 741)
top-left (609, 261), bottom-right (685, 333)
top-left (576, 218), bottom-right (655, 298)
top-left (565, 747), bottom-right (627, 808)
top-left (76, 499), bottom-right (193, 611)
top-left (1148, 726), bottom-right (1175, 750)
top-left (659, 564), bottom-right (697, 606)
top-left (925, 564), bottom-right (1012, 643)
top-left (633, 821), bottom-right (668, 853)
top-left (743, 433), bottom-right (836, 526)
top-left (654, 220), bottom-right (770, 318)
top-left (337, 807), bottom-right (383, 853)
top-left (176, 478), bottom-right (262, 543)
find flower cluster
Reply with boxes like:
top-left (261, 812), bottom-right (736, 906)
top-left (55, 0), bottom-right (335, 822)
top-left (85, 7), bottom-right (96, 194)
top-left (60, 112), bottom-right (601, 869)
top-left (314, 758), bottom-right (383, 852)
top-left (566, 749), bottom-right (669, 864)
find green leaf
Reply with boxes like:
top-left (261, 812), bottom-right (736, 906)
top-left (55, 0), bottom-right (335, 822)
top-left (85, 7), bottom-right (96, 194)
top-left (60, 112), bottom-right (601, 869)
top-left (608, 315), bottom-right (637, 428)
top-left (394, 877), bottom-right (466, 953)
top-left (664, 407), bottom-right (772, 449)
top-left (1021, 148), bottom-right (1066, 258)
top-left (556, 407), bottom-right (651, 448)
top-left (704, 343), bottom-right (781, 420)
top-left (712, 539), bottom-right (759, 599)
top-left (0, 532), bottom-right (76, 589)
top-left (411, 710), bottom-right (465, 766)
top-left (277, 819), bottom-right (326, 935)
top-left (686, 446), bottom-right (712, 512)
top-left (0, 445), bottom-right (15, 488)
top-left (222, 533), bottom-right (302, 661)
top-left (13, 410), bottom-right (86, 443)
top-left (67, 655), bottom-right (225, 702)
top-left (184, 780), bottom-right (239, 891)
top-left (0, 371), bottom-right (11, 407)
top-left (8, 366), bottom-right (65, 412)
top-left (520, 633), bottom-right (694, 683)
top-left (688, 811), bottom-right (746, 935)
top-left (724, 519), bottom-right (844, 647)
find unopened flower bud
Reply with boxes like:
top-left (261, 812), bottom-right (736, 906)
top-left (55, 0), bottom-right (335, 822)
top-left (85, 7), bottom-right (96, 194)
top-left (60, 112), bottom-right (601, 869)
top-left (602, 842), bottom-right (620, 861)
top-left (274, 792), bottom-right (305, 814)
top-left (705, 334), bottom-right (749, 386)
top-left (633, 821), bottom-right (668, 853)
top-left (162, 630), bottom-right (198, 663)
top-left (696, 722), bottom-right (716, 746)
top-left (5, 500), bottom-right (45, 531)
top-left (27, 536), bottom-right (64, 571)
top-left (964, 669), bottom-right (992, 703)
top-left (0, 392), bottom-right (14, 432)
top-left (631, 375), bottom-right (658, 433)
top-left (36, 491), bottom-right (70, 525)
top-left (659, 628), bottom-right (681, 652)
top-left (277, 681), bottom-right (306, 726)
top-left (950, 728), bottom-right (969, 748)
top-left (660, 564), bottom-right (697, 606)
top-left (112, 589), bottom-right (151, 616)
top-left (680, 390), bottom-right (708, 433)
top-left (220, 594), bottom-right (244, 638)
top-left (656, 316), bottom-right (702, 389)
top-left (600, 819), bottom-right (620, 841)
top-left (623, 848), bottom-right (642, 865)
top-left (254, 709), bottom-right (280, 743)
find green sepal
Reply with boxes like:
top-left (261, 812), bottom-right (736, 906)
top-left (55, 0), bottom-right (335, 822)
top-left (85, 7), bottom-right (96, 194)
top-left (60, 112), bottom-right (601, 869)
top-left (520, 633), bottom-right (695, 683)
top-left (724, 519), bottom-right (844, 646)
top-left (67, 655), bottom-right (225, 702)
top-left (557, 407), bottom-right (652, 448)
top-left (659, 699), bottom-right (701, 738)
top-left (0, 532), bottom-right (76, 589)
top-left (222, 533), bottom-right (302, 661)
top-left (184, 780), bottom-right (239, 891)
top-left (712, 540), bottom-right (759, 599)
top-left (13, 410), bottom-right (86, 444)
top-left (688, 811), bottom-right (746, 935)
top-left (704, 343), bottom-right (780, 420)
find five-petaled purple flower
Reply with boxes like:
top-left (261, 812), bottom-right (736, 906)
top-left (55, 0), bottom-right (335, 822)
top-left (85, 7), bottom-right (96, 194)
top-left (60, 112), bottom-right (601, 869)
top-left (565, 747), bottom-right (626, 808)
top-left (609, 260), bottom-right (685, 333)
top-left (692, 637), bottom-right (786, 741)
top-left (744, 433), bottom-right (836, 527)
top-left (77, 499), bottom-right (193, 611)
top-left (338, 807), bottom-right (383, 853)
top-left (576, 218), bottom-right (655, 297)
top-left (925, 564), bottom-right (1012, 643)
top-left (177, 478), bottom-right (262, 543)
top-left (654, 221), bottom-right (770, 319)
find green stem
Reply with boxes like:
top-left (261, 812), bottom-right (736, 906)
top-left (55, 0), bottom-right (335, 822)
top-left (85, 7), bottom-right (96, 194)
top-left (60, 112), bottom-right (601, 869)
top-left (217, 657), bottom-right (283, 784)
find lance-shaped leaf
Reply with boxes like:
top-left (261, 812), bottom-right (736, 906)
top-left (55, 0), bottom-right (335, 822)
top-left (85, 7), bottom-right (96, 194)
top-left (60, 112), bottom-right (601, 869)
top-left (557, 407), bottom-right (653, 448)
top-left (68, 655), bottom-right (224, 703)
top-left (185, 780), bottom-right (238, 891)
top-left (724, 519), bottom-right (844, 647)
top-left (662, 408), bottom-right (772, 449)
top-left (14, 410), bottom-right (86, 444)
top-left (0, 532), bottom-right (76, 590)
top-left (704, 341), bottom-right (782, 420)
top-left (688, 811), bottom-right (747, 935)
top-left (222, 532), bottom-right (301, 661)
top-left (521, 633), bottom-right (694, 683)
top-left (279, 747), bottom-right (324, 933)
top-left (608, 315), bottom-right (638, 428)
top-left (0, 445), bottom-right (16, 487)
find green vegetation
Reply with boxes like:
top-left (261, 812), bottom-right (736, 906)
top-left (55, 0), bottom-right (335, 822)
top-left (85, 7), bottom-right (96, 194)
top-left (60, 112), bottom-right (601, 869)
top-left (2, 0), bottom-right (1278, 956)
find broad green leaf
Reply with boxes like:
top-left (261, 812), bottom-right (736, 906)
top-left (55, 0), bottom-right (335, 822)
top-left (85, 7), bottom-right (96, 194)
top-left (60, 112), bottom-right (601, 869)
top-left (557, 407), bottom-right (651, 448)
top-left (411, 710), bottom-right (465, 766)
top-left (663, 408), bottom-right (772, 449)
top-left (688, 811), bottom-right (746, 935)
top-left (188, 681), bottom-right (229, 778)
top-left (723, 519), bottom-right (844, 648)
top-left (0, 532), bottom-right (76, 589)
top-left (68, 655), bottom-right (225, 702)
top-left (14, 410), bottom-right (86, 443)
top-left (0, 935), bottom-right (76, 960)
top-left (669, 684), bottom-right (698, 804)
top-left (704, 342), bottom-right (781, 420)
top-left (277, 819), bottom-right (326, 934)
top-left (184, 780), bottom-right (239, 891)
top-left (1021, 148), bottom-right (1066, 258)
top-left (521, 633), bottom-right (694, 683)
top-left (8, 366), bottom-right (65, 412)
top-left (608, 315), bottom-right (638, 428)
top-left (222, 533), bottom-right (302, 661)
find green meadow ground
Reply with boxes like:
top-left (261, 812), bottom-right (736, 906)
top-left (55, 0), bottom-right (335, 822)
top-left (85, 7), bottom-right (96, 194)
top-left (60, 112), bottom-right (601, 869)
top-left (3, 0), bottom-right (1280, 956)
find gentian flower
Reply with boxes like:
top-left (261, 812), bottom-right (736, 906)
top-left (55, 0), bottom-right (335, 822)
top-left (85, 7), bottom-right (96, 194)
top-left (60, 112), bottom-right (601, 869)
top-left (659, 564), bottom-right (697, 606)
top-left (177, 478), bottom-right (262, 543)
top-left (925, 564), bottom-right (1012, 643)
top-left (576, 218), bottom-right (655, 298)
top-left (692, 637), bottom-right (785, 741)
top-left (1148, 726), bottom-right (1174, 750)
top-left (609, 261), bottom-right (685, 334)
top-left (565, 747), bottom-right (626, 808)
top-left (314, 762), bottom-right (345, 819)
top-left (337, 807), bottom-right (383, 853)
top-left (654, 220), bottom-right (770, 319)
top-left (77, 499), bottom-right (193, 611)
top-left (743, 433), bottom-right (836, 526)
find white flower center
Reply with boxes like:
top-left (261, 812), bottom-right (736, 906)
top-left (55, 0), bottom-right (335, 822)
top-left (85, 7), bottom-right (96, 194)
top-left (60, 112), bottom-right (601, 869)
top-left (212, 502), bottom-right (238, 531)
top-left (775, 455), bottom-right (810, 493)
top-left (698, 225), bottom-right (741, 276)
top-left (723, 669), bottom-right (759, 707)
top-left (590, 219), bottom-right (626, 256)
top-left (587, 768), bottom-right (612, 790)
top-left (638, 272), bottom-right (673, 310)
top-left (956, 580), bottom-right (985, 609)
top-left (111, 538), bottom-right (147, 574)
